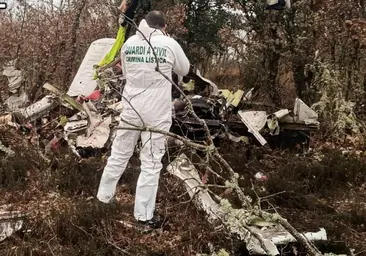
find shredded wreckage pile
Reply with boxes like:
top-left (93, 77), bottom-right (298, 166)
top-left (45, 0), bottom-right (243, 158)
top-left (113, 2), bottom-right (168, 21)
top-left (0, 40), bottom-right (350, 256)
top-left (0, 41), bottom-right (320, 157)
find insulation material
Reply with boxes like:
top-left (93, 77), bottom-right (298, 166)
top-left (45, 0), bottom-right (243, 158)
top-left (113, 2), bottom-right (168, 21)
top-left (4, 91), bottom-right (29, 110)
top-left (2, 64), bottom-right (23, 93)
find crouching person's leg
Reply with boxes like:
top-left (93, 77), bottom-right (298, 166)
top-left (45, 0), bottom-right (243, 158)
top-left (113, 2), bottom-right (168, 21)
top-left (97, 128), bottom-right (140, 203)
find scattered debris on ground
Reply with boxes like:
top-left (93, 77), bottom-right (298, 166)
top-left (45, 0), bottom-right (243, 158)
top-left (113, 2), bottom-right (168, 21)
top-left (1, 39), bottom-right (319, 158)
top-left (0, 38), bottom-right (364, 256)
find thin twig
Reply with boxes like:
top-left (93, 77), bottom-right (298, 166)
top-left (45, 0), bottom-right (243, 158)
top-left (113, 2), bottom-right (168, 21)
top-left (107, 240), bottom-right (132, 255)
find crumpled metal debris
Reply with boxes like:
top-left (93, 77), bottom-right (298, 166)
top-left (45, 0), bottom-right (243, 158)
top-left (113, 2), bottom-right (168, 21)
top-left (167, 154), bottom-right (328, 256)
top-left (2, 61), bottom-right (29, 110)
top-left (281, 98), bottom-right (319, 126)
top-left (5, 91), bottom-right (28, 111)
top-left (0, 209), bottom-right (26, 242)
top-left (0, 37), bottom-right (320, 157)
top-left (17, 95), bottom-right (58, 122)
top-left (219, 89), bottom-right (245, 108)
top-left (238, 110), bottom-right (268, 146)
top-left (267, 109), bottom-right (290, 136)
top-left (76, 115), bottom-right (112, 148)
top-left (2, 62), bottom-right (23, 93)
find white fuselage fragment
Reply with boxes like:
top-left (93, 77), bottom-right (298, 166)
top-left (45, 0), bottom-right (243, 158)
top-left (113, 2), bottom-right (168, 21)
top-left (67, 38), bottom-right (116, 97)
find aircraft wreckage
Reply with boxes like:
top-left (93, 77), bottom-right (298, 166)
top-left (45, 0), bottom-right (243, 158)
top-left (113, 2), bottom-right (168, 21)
top-left (1, 39), bottom-right (351, 256)
top-left (1, 38), bottom-right (319, 158)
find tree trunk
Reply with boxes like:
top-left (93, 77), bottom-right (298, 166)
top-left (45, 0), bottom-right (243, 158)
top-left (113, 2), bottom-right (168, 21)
top-left (63, 0), bottom-right (87, 87)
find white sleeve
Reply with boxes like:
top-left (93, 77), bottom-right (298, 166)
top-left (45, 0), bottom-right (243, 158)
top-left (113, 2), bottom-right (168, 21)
top-left (171, 39), bottom-right (190, 77)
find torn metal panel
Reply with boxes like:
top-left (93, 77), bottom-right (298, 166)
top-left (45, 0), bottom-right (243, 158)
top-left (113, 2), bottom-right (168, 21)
top-left (196, 69), bottom-right (219, 96)
top-left (231, 90), bottom-right (245, 107)
top-left (166, 154), bottom-right (227, 223)
top-left (67, 38), bottom-right (116, 97)
top-left (294, 98), bottom-right (319, 125)
top-left (281, 98), bottom-right (319, 126)
top-left (63, 113), bottom-right (89, 134)
top-left (2, 62), bottom-right (29, 112)
top-left (273, 109), bottom-right (290, 119)
top-left (82, 101), bottom-right (104, 137)
top-left (238, 111), bottom-right (267, 146)
top-left (238, 111), bottom-right (267, 132)
top-left (243, 87), bottom-right (254, 101)
top-left (76, 115), bottom-right (112, 148)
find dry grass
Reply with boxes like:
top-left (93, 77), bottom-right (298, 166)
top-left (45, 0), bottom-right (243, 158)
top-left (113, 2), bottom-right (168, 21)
top-left (0, 127), bottom-right (230, 256)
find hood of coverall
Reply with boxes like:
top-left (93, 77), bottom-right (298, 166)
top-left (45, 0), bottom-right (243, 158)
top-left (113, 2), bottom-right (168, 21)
top-left (136, 19), bottom-right (164, 40)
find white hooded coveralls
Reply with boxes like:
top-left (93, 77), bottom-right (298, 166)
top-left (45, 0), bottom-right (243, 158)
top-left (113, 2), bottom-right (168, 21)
top-left (97, 19), bottom-right (190, 221)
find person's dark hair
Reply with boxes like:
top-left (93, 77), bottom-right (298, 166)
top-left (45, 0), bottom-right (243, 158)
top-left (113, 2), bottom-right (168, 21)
top-left (145, 10), bottom-right (166, 29)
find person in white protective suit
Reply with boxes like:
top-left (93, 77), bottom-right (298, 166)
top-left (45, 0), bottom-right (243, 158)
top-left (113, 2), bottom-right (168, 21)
top-left (97, 10), bottom-right (190, 230)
